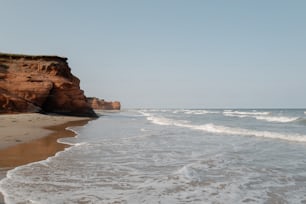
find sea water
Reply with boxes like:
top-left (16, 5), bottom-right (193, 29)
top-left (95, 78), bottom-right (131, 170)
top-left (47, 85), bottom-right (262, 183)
top-left (1, 109), bottom-right (306, 203)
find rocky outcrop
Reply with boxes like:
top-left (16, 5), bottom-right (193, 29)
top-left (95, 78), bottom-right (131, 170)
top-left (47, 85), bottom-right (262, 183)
top-left (87, 97), bottom-right (121, 110)
top-left (0, 53), bottom-right (97, 117)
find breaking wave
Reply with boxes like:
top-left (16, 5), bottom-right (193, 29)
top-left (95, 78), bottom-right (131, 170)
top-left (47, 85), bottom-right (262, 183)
top-left (140, 111), bottom-right (306, 143)
top-left (223, 110), bottom-right (298, 123)
top-left (224, 110), bottom-right (270, 116)
top-left (177, 110), bottom-right (220, 115)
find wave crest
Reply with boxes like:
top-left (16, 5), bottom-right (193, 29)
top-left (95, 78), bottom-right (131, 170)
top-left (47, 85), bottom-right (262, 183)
top-left (224, 110), bottom-right (269, 116)
top-left (180, 110), bottom-right (219, 115)
top-left (140, 111), bottom-right (306, 143)
top-left (223, 110), bottom-right (298, 123)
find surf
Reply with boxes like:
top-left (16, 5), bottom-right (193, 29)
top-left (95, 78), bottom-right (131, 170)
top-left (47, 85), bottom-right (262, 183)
top-left (140, 111), bottom-right (306, 143)
top-left (223, 110), bottom-right (299, 123)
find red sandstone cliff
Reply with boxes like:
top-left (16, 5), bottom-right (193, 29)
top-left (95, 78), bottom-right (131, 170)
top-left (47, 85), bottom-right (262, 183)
top-left (0, 53), bottom-right (97, 117)
top-left (87, 97), bottom-right (121, 110)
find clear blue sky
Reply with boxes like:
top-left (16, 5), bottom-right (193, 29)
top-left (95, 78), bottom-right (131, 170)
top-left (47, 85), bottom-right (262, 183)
top-left (1, 1), bottom-right (306, 108)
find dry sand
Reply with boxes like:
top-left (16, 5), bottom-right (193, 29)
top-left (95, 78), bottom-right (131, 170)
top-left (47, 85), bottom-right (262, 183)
top-left (0, 113), bottom-right (92, 203)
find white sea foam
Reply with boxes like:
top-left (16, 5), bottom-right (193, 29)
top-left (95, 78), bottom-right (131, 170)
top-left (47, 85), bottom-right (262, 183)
top-left (0, 122), bottom-right (90, 204)
top-left (146, 114), bottom-right (175, 126)
top-left (255, 116), bottom-right (298, 123)
top-left (177, 164), bottom-right (201, 181)
top-left (172, 109), bottom-right (220, 115)
top-left (223, 110), bottom-right (298, 123)
top-left (183, 110), bottom-right (219, 115)
top-left (223, 110), bottom-right (270, 116)
top-left (140, 111), bottom-right (306, 143)
top-left (187, 123), bottom-right (306, 142)
top-left (176, 160), bottom-right (220, 182)
top-left (2, 110), bottom-right (306, 203)
top-left (139, 111), bottom-right (189, 126)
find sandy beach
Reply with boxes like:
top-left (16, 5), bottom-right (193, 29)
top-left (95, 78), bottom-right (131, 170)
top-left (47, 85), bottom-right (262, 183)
top-left (0, 113), bottom-right (92, 203)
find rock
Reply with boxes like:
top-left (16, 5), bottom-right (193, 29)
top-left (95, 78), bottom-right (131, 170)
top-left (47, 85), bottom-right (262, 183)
top-left (0, 53), bottom-right (97, 117)
top-left (87, 97), bottom-right (121, 110)
top-left (0, 90), bottom-right (41, 113)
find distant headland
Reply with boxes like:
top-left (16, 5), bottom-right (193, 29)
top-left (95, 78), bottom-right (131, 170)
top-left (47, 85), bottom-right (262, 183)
top-left (87, 97), bottom-right (120, 110)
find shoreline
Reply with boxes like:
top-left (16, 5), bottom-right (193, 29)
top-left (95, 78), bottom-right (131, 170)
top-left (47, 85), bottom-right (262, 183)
top-left (0, 113), bottom-right (92, 204)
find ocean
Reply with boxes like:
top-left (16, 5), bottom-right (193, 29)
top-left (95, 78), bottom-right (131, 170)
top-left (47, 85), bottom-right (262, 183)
top-left (1, 109), bottom-right (306, 203)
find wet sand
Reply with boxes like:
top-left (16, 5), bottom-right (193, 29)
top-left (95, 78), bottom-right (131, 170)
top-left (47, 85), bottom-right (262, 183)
top-left (0, 113), bottom-right (92, 203)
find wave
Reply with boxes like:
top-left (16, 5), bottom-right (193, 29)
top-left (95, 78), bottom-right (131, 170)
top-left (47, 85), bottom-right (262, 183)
top-left (140, 112), bottom-right (306, 143)
top-left (187, 123), bottom-right (306, 142)
top-left (223, 110), bottom-right (270, 116)
top-left (171, 110), bottom-right (219, 115)
top-left (223, 110), bottom-right (298, 123)
top-left (183, 110), bottom-right (219, 115)
top-left (296, 118), bottom-right (306, 125)
top-left (139, 111), bottom-right (189, 126)
top-left (254, 116), bottom-right (299, 123)
top-left (177, 163), bottom-right (203, 181)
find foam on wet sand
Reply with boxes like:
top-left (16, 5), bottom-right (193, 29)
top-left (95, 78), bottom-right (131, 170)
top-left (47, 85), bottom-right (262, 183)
top-left (0, 113), bottom-right (91, 203)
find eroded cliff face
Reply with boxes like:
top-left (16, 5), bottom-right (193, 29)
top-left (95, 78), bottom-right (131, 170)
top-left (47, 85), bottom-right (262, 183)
top-left (87, 97), bottom-right (121, 110)
top-left (0, 53), bottom-right (97, 117)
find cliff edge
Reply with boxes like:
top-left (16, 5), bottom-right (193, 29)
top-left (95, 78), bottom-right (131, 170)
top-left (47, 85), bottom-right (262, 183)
top-left (0, 53), bottom-right (97, 117)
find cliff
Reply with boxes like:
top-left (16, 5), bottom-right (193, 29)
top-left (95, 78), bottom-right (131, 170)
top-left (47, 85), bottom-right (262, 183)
top-left (87, 97), bottom-right (121, 110)
top-left (0, 53), bottom-right (97, 117)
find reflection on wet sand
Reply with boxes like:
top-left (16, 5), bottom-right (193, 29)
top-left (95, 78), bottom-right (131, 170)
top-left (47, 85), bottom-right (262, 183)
top-left (0, 119), bottom-right (90, 204)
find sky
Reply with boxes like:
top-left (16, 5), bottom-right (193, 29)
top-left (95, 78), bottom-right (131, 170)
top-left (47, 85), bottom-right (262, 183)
top-left (1, 0), bottom-right (306, 109)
